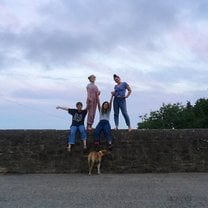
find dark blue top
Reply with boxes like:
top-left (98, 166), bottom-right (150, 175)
top-left (114, 82), bottom-right (128, 97)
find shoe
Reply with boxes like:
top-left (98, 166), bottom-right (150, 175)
top-left (94, 141), bottom-right (100, 146)
top-left (67, 146), bottom-right (71, 152)
top-left (108, 144), bottom-right (112, 151)
top-left (93, 141), bottom-right (99, 151)
top-left (83, 147), bottom-right (88, 154)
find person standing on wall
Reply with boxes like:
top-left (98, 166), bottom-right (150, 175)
top-left (111, 74), bottom-right (132, 132)
top-left (86, 74), bottom-right (100, 130)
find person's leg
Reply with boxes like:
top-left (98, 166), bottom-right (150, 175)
top-left (119, 98), bottom-right (131, 131)
top-left (83, 140), bottom-right (87, 149)
top-left (91, 100), bottom-right (97, 126)
top-left (113, 97), bottom-right (119, 129)
top-left (103, 121), bottom-right (112, 150)
top-left (103, 121), bottom-right (112, 144)
top-left (78, 125), bottom-right (87, 149)
top-left (93, 121), bottom-right (103, 146)
top-left (87, 100), bottom-right (97, 130)
top-left (68, 126), bottom-right (77, 151)
top-left (87, 99), bottom-right (93, 129)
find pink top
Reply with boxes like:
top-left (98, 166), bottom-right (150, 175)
top-left (87, 83), bottom-right (99, 102)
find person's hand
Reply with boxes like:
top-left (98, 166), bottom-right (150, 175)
top-left (111, 91), bottom-right (115, 96)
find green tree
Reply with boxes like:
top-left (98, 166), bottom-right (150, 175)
top-left (193, 98), bottom-right (208, 128)
top-left (138, 98), bottom-right (208, 129)
top-left (181, 101), bottom-right (195, 128)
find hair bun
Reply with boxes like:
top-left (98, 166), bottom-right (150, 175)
top-left (113, 74), bottom-right (119, 79)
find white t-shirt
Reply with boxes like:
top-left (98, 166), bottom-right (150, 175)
top-left (99, 110), bottom-right (111, 121)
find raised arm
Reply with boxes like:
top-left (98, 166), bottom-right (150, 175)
top-left (109, 94), bottom-right (113, 110)
top-left (56, 106), bottom-right (69, 111)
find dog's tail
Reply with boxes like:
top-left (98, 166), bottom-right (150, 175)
top-left (88, 156), bottom-right (92, 168)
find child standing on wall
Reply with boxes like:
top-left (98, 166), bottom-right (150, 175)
top-left (56, 102), bottom-right (88, 153)
top-left (94, 94), bottom-right (113, 151)
top-left (86, 75), bottom-right (100, 130)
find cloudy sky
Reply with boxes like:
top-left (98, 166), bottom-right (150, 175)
top-left (0, 0), bottom-right (208, 130)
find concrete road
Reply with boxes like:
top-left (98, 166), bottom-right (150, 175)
top-left (0, 173), bottom-right (207, 208)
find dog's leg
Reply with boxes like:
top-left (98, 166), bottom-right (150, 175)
top-left (88, 164), bottom-right (91, 176)
top-left (88, 157), bottom-right (92, 175)
top-left (89, 160), bottom-right (94, 176)
top-left (97, 161), bottom-right (101, 174)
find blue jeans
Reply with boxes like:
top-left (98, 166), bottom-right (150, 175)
top-left (113, 97), bottom-right (130, 127)
top-left (68, 125), bottom-right (87, 144)
top-left (94, 120), bottom-right (112, 143)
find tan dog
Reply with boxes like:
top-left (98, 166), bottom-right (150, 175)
top-left (88, 149), bottom-right (108, 175)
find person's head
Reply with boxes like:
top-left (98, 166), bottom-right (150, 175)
top-left (76, 102), bottom-right (83, 110)
top-left (113, 74), bottom-right (120, 83)
top-left (88, 74), bottom-right (96, 83)
top-left (101, 101), bottom-right (110, 114)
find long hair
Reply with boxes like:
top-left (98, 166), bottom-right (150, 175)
top-left (101, 101), bottom-right (110, 114)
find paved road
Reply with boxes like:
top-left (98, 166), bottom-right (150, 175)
top-left (0, 173), bottom-right (207, 208)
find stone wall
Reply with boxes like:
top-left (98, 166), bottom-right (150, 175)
top-left (0, 129), bottom-right (208, 174)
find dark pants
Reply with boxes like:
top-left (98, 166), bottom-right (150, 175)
top-left (94, 120), bottom-right (112, 143)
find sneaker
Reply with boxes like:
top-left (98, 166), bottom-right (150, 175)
top-left (94, 141), bottom-right (100, 146)
top-left (67, 146), bottom-right (71, 152)
top-left (93, 142), bottom-right (99, 151)
top-left (83, 147), bottom-right (88, 154)
top-left (108, 144), bottom-right (112, 151)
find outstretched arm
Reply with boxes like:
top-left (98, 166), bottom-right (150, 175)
top-left (56, 106), bottom-right (69, 111)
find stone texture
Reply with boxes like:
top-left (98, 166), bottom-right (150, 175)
top-left (0, 129), bottom-right (208, 173)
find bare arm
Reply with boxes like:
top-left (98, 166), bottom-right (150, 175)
top-left (86, 88), bottom-right (91, 102)
top-left (56, 106), bottom-right (69, 111)
top-left (111, 91), bottom-right (115, 97)
top-left (125, 84), bottom-right (132, 98)
top-left (97, 96), bottom-right (101, 112)
top-left (85, 101), bottom-right (90, 111)
top-left (109, 94), bottom-right (113, 110)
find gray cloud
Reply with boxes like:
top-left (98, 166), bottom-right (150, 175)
top-left (147, 67), bottom-right (208, 84)
top-left (0, 0), bottom-right (187, 69)
top-left (39, 0), bottom-right (179, 45)
top-left (19, 29), bottom-right (95, 65)
top-left (1, 0), bottom-right (208, 129)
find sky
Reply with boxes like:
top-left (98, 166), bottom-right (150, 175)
top-left (0, 0), bottom-right (208, 130)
